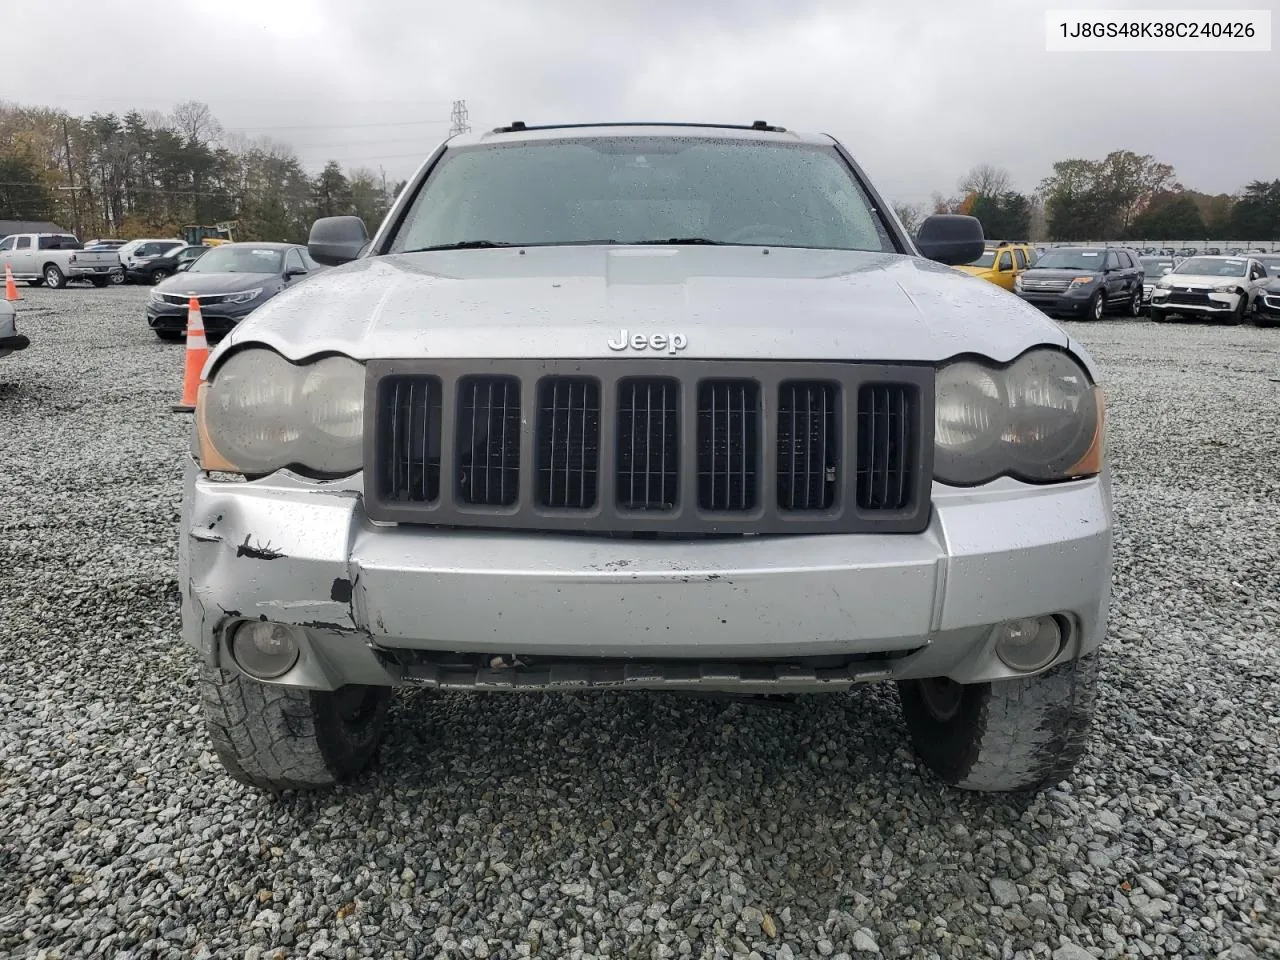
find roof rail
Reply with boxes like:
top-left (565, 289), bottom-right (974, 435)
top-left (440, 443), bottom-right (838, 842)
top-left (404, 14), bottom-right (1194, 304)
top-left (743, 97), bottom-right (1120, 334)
top-left (488, 120), bottom-right (789, 135)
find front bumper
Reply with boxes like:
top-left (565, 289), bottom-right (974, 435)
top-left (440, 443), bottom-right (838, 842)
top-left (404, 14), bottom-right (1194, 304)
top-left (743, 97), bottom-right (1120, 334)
top-left (180, 465), bottom-right (1113, 693)
top-left (1150, 292), bottom-right (1241, 317)
top-left (1015, 290), bottom-right (1095, 316)
top-left (146, 301), bottom-right (256, 335)
top-left (1255, 293), bottom-right (1280, 319)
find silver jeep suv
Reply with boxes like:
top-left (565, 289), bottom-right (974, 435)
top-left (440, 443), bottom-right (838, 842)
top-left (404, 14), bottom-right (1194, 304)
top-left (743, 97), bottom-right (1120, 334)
top-left (181, 121), bottom-right (1112, 793)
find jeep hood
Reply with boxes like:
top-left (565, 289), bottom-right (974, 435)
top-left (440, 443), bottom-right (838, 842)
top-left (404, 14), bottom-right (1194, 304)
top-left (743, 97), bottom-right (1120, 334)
top-left (215, 246), bottom-right (1068, 367)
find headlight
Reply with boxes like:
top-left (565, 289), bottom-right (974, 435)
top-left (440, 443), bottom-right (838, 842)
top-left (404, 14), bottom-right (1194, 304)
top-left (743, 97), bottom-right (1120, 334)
top-left (1211, 285), bottom-right (1239, 296)
top-left (148, 287), bottom-right (164, 301)
top-left (224, 287), bottom-right (263, 304)
top-left (934, 350), bottom-right (1103, 486)
top-left (1066, 276), bottom-right (1095, 291)
top-left (196, 348), bottom-right (365, 476)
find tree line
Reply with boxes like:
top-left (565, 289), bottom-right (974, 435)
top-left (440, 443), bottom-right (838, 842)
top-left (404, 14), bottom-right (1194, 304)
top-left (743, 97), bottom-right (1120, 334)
top-left (3, 99), bottom-right (1277, 246)
top-left (897, 152), bottom-right (1278, 243)
top-left (0, 100), bottom-right (406, 243)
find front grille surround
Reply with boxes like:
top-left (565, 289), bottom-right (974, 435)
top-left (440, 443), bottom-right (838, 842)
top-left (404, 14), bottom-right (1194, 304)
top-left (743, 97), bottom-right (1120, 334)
top-left (364, 359), bottom-right (934, 534)
top-left (1166, 290), bottom-right (1215, 306)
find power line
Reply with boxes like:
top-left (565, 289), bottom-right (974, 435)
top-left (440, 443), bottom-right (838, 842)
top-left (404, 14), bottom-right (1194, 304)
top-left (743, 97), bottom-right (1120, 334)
top-left (229, 118), bottom-right (451, 133)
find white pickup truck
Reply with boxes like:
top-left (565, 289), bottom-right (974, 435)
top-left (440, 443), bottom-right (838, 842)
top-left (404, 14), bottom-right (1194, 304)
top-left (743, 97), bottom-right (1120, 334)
top-left (0, 232), bottom-right (123, 288)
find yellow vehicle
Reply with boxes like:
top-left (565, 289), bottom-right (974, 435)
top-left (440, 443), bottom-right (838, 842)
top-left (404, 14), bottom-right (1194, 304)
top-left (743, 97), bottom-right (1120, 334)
top-left (955, 241), bottom-right (1034, 291)
top-left (181, 222), bottom-right (239, 247)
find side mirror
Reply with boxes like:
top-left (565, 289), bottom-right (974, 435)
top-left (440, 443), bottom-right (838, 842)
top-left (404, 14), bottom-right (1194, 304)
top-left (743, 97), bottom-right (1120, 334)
top-left (1160, 267), bottom-right (1171, 275)
top-left (175, 261), bottom-right (192, 272)
top-left (309, 216), bottom-right (369, 266)
top-left (915, 215), bottom-right (985, 266)
top-left (284, 268), bottom-right (307, 280)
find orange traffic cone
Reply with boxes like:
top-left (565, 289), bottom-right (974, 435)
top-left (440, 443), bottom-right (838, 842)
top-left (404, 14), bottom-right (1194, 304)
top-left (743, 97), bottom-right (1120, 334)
top-left (172, 298), bottom-right (208, 413)
top-left (4, 264), bottom-right (20, 301)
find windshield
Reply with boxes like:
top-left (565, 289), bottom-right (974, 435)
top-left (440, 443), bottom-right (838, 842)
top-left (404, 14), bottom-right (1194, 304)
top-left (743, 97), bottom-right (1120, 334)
top-left (1140, 258), bottom-right (1174, 275)
top-left (967, 251), bottom-right (997, 268)
top-left (188, 246), bottom-right (283, 274)
top-left (1174, 257), bottom-right (1246, 277)
top-left (387, 137), bottom-right (894, 253)
top-left (1030, 249), bottom-right (1103, 271)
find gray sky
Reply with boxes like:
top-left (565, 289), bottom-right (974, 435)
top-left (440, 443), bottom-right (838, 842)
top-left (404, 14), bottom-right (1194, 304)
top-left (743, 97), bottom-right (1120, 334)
top-left (12, 0), bottom-right (1278, 205)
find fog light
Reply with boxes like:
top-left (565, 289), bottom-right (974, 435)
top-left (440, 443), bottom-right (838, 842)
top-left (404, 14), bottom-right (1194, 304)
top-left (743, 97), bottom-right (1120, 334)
top-left (993, 616), bottom-right (1063, 673)
top-left (231, 621), bottom-right (301, 679)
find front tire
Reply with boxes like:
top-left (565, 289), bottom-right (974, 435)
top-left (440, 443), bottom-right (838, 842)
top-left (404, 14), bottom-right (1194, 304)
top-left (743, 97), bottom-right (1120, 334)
top-left (1087, 292), bottom-right (1104, 321)
top-left (109, 267), bottom-right (125, 285)
top-left (150, 269), bottom-right (170, 284)
top-left (200, 665), bottom-right (393, 792)
top-left (43, 264), bottom-right (66, 289)
top-left (1225, 295), bottom-right (1248, 326)
top-left (897, 653), bottom-right (1099, 792)
top-left (1128, 290), bottom-right (1142, 317)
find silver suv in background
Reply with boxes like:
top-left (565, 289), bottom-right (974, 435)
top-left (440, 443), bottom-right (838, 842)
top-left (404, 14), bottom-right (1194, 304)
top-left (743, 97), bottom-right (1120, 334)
top-left (182, 121), bottom-right (1112, 795)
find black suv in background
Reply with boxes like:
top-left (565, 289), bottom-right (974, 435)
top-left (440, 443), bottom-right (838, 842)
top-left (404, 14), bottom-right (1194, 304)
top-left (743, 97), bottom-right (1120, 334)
top-left (1013, 246), bottom-right (1145, 320)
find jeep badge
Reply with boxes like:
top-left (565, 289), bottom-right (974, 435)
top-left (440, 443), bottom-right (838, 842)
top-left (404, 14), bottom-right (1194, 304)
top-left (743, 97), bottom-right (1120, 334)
top-left (607, 330), bottom-right (688, 354)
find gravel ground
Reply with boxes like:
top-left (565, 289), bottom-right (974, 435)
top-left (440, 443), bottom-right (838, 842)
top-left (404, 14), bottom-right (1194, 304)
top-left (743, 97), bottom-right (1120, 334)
top-left (1, 284), bottom-right (1278, 960)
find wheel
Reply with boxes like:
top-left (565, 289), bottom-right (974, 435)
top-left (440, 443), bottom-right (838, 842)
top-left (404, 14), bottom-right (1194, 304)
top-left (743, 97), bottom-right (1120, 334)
top-left (897, 653), bottom-right (1099, 792)
top-left (109, 267), bottom-right (125, 285)
top-left (150, 269), bottom-right (170, 284)
top-left (1087, 292), bottom-right (1104, 321)
top-left (90, 277), bottom-right (108, 288)
top-left (1224, 295), bottom-right (1248, 326)
top-left (155, 329), bottom-right (185, 342)
top-left (1127, 290), bottom-right (1142, 317)
top-left (200, 665), bottom-right (393, 791)
top-left (43, 264), bottom-right (66, 289)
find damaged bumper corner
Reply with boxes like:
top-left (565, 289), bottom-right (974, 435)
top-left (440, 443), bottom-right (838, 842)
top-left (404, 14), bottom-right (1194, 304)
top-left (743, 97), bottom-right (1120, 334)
top-left (180, 459), bottom-right (1113, 693)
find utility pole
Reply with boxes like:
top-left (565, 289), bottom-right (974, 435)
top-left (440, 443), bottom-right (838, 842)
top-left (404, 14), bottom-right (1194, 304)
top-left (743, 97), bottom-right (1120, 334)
top-left (61, 117), bottom-right (81, 237)
top-left (449, 100), bottom-right (471, 138)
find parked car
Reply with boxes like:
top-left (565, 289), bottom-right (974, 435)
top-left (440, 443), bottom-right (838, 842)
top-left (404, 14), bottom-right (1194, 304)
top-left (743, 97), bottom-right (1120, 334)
top-left (119, 238), bottom-right (187, 281)
top-left (1138, 256), bottom-right (1177, 308)
top-left (1253, 274), bottom-right (1280, 327)
top-left (1251, 253), bottom-right (1280, 276)
top-left (181, 121), bottom-right (1112, 795)
top-left (129, 244), bottom-right (208, 285)
top-left (83, 238), bottom-right (126, 251)
top-left (1014, 245), bottom-right (1144, 320)
top-left (0, 232), bottom-right (122, 288)
top-left (1149, 256), bottom-right (1269, 324)
top-left (146, 242), bottom-right (322, 340)
top-left (0, 299), bottom-right (29, 360)
top-left (954, 241), bottom-right (1035, 291)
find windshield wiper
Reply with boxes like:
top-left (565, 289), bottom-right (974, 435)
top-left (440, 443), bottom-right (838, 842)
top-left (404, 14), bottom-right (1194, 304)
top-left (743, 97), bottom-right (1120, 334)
top-left (406, 240), bottom-right (518, 252)
top-left (631, 237), bottom-right (727, 246)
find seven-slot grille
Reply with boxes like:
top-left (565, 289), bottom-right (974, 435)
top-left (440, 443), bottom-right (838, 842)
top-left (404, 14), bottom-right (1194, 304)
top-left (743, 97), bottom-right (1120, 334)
top-left (365, 360), bottom-right (933, 535)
